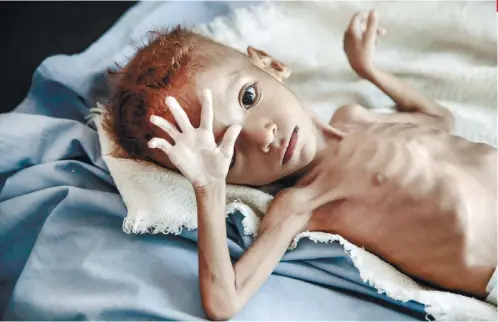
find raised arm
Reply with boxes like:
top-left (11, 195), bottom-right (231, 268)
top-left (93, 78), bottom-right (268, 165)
top-left (343, 10), bottom-right (454, 131)
top-left (148, 90), bottom-right (309, 320)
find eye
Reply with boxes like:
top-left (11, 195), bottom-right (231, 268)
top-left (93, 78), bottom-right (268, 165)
top-left (239, 83), bottom-right (259, 110)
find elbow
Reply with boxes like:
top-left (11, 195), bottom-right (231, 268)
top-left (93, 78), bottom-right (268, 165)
top-left (202, 294), bottom-right (240, 321)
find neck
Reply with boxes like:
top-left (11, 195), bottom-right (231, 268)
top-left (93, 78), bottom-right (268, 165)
top-left (312, 111), bottom-right (343, 154)
top-left (315, 124), bottom-right (341, 153)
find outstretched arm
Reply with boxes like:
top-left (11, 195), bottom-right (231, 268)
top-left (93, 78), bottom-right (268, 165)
top-left (196, 184), bottom-right (307, 320)
top-left (344, 10), bottom-right (454, 131)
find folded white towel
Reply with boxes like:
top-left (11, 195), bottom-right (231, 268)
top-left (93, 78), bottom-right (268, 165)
top-left (92, 1), bottom-right (497, 320)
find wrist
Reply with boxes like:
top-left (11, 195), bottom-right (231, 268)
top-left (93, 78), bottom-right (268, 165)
top-left (361, 65), bottom-right (381, 82)
top-left (194, 179), bottom-right (226, 197)
top-left (194, 180), bottom-right (226, 221)
top-left (349, 60), bottom-right (374, 80)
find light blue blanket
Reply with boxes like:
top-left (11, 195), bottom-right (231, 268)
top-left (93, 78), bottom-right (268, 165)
top-left (0, 2), bottom-right (426, 320)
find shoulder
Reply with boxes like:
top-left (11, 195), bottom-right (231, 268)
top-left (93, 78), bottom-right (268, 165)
top-left (329, 104), bottom-right (377, 127)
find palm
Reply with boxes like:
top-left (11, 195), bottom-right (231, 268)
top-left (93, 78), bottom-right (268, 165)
top-left (169, 129), bottom-right (228, 183)
top-left (148, 90), bottom-right (241, 188)
top-left (343, 10), bottom-right (384, 79)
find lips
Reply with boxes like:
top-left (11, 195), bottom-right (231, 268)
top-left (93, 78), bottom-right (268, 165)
top-left (282, 126), bottom-right (299, 165)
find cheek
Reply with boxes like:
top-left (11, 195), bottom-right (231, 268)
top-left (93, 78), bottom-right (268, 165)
top-left (301, 143), bottom-right (316, 164)
top-left (296, 130), bottom-right (317, 163)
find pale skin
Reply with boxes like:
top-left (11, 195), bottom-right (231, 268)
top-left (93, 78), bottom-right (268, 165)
top-left (148, 11), bottom-right (497, 320)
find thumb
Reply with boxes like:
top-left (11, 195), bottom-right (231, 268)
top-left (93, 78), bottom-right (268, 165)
top-left (219, 124), bottom-right (242, 157)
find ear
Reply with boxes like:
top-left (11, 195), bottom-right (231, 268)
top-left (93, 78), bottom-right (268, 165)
top-left (247, 46), bottom-right (291, 82)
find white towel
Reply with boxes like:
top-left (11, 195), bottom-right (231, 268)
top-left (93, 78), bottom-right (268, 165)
top-left (92, 1), bottom-right (497, 320)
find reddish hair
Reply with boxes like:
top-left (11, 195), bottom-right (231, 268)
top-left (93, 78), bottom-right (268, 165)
top-left (103, 26), bottom-right (223, 159)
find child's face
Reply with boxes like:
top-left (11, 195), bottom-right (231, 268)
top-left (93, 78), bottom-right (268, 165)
top-left (149, 46), bottom-right (323, 186)
top-left (194, 51), bottom-right (320, 186)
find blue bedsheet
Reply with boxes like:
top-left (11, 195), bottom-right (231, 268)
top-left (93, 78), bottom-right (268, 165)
top-left (0, 2), bottom-right (426, 320)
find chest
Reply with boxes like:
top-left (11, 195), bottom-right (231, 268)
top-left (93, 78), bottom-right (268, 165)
top-left (303, 123), bottom-right (495, 231)
top-left (305, 124), bottom-right (467, 231)
top-left (309, 177), bottom-right (456, 234)
top-left (324, 124), bottom-right (471, 199)
top-left (307, 173), bottom-right (471, 264)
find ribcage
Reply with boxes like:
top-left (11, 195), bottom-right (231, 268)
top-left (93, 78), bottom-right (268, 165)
top-left (337, 123), bottom-right (453, 200)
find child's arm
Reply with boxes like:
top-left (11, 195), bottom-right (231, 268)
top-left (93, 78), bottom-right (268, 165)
top-left (364, 67), bottom-right (454, 130)
top-left (196, 184), bottom-right (307, 320)
top-left (148, 91), bottom-right (310, 320)
top-left (344, 10), bottom-right (454, 131)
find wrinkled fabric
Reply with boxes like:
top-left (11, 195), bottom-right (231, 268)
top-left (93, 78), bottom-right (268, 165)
top-left (0, 1), bottom-right (425, 320)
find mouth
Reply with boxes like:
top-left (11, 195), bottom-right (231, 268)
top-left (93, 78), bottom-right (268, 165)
top-left (282, 126), bottom-right (299, 165)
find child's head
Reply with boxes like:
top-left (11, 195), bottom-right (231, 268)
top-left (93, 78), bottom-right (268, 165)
top-left (105, 26), bottom-right (326, 186)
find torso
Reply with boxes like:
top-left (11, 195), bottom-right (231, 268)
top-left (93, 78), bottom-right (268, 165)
top-left (302, 113), bottom-right (497, 296)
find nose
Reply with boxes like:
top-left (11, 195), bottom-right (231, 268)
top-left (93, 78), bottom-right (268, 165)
top-left (261, 123), bottom-right (277, 153)
top-left (244, 121), bottom-right (277, 153)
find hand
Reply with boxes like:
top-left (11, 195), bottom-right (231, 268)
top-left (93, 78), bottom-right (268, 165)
top-left (148, 89), bottom-right (241, 188)
top-left (343, 10), bottom-right (386, 80)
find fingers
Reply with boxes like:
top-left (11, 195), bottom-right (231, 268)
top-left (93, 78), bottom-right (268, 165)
top-left (150, 115), bottom-right (180, 140)
top-left (199, 89), bottom-right (214, 132)
top-left (364, 10), bottom-right (378, 44)
top-left (348, 10), bottom-right (385, 41)
top-left (359, 11), bottom-right (369, 29)
top-left (165, 96), bottom-right (193, 132)
top-left (219, 124), bottom-right (242, 157)
top-left (375, 27), bottom-right (386, 45)
top-left (347, 12), bottom-right (362, 39)
top-left (148, 137), bottom-right (172, 153)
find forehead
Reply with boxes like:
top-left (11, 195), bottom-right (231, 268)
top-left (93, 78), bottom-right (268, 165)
top-left (195, 52), bottom-right (252, 85)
